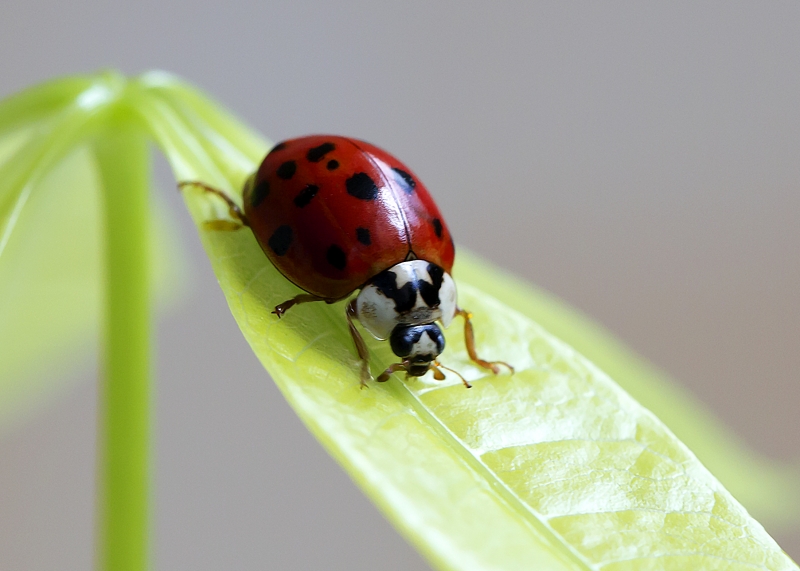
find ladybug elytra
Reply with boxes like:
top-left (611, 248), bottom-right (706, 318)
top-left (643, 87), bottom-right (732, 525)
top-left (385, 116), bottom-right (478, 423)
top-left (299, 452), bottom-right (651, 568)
top-left (180, 135), bottom-right (512, 388)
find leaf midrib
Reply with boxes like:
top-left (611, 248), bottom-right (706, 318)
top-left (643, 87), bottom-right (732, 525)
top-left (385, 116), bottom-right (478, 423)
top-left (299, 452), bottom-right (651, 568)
top-left (393, 373), bottom-right (597, 571)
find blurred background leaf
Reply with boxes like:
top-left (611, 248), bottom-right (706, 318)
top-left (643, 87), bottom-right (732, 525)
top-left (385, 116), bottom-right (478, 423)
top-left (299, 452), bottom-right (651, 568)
top-left (0, 126), bottom-right (188, 430)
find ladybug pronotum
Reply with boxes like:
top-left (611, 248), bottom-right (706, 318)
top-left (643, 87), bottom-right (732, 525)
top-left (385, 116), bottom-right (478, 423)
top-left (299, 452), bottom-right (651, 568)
top-left (180, 135), bottom-right (512, 388)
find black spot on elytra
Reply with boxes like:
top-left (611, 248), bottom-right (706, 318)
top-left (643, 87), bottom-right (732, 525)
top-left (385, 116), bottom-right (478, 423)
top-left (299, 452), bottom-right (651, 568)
top-left (326, 244), bottom-right (347, 270)
top-left (268, 141), bottom-right (287, 154)
top-left (356, 227), bottom-right (371, 245)
top-left (392, 167), bottom-right (416, 194)
top-left (250, 179), bottom-right (270, 208)
top-left (268, 225), bottom-right (293, 256)
top-left (276, 160), bottom-right (297, 180)
top-left (372, 270), bottom-right (416, 313)
top-left (306, 142), bottom-right (336, 162)
top-left (326, 159), bottom-right (339, 170)
top-left (432, 218), bottom-right (443, 238)
top-left (346, 172), bottom-right (379, 200)
top-left (419, 263), bottom-right (444, 307)
top-left (293, 184), bottom-right (319, 208)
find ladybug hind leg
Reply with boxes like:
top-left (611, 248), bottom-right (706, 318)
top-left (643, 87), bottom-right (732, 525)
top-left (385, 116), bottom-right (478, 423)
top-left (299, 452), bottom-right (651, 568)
top-left (177, 181), bottom-right (250, 230)
top-left (456, 308), bottom-right (514, 376)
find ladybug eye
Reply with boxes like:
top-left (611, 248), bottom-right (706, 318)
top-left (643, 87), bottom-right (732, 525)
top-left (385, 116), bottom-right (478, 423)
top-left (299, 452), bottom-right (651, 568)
top-left (389, 324), bottom-right (445, 360)
top-left (389, 326), bottom-right (415, 357)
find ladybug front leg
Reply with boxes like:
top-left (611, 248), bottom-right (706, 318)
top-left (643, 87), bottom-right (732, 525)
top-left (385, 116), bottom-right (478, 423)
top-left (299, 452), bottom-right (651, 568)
top-left (376, 362), bottom-right (407, 383)
top-left (456, 308), bottom-right (514, 376)
top-left (346, 300), bottom-right (373, 387)
top-left (178, 181), bottom-right (250, 230)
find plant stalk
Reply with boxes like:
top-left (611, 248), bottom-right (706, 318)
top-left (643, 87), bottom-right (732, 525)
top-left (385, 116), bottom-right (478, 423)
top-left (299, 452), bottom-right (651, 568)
top-left (94, 117), bottom-right (152, 571)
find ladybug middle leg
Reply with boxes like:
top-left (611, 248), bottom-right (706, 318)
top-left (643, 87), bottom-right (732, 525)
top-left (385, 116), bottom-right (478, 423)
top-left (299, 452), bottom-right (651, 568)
top-left (177, 181), bottom-right (250, 230)
top-left (346, 299), bottom-right (373, 387)
top-left (273, 297), bottom-right (371, 386)
top-left (271, 294), bottom-right (335, 317)
top-left (456, 308), bottom-right (515, 376)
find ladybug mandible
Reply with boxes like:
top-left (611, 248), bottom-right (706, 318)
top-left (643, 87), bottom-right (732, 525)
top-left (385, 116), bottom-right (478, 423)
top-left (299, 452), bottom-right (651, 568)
top-left (181, 135), bottom-right (513, 388)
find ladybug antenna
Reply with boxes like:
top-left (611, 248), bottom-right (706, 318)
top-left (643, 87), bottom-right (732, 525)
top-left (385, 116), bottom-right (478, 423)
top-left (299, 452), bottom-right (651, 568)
top-left (433, 361), bottom-right (472, 389)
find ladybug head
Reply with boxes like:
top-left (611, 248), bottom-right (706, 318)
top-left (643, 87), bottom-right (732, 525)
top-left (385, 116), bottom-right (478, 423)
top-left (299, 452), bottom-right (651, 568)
top-left (389, 323), bottom-right (445, 377)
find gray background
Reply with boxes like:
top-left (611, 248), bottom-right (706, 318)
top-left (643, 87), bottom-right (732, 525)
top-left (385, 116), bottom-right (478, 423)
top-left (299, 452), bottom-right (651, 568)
top-left (1, 1), bottom-right (799, 569)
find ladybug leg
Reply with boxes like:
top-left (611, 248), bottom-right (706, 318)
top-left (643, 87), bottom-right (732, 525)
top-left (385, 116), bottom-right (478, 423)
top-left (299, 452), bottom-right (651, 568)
top-left (272, 294), bottom-right (330, 318)
top-left (177, 181), bottom-right (250, 229)
top-left (346, 300), bottom-right (373, 387)
top-left (377, 362), bottom-right (408, 383)
top-left (456, 308), bottom-right (514, 376)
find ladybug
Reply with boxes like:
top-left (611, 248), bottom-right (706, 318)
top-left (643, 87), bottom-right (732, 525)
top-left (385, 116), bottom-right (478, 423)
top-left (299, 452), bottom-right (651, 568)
top-left (180, 135), bottom-right (512, 388)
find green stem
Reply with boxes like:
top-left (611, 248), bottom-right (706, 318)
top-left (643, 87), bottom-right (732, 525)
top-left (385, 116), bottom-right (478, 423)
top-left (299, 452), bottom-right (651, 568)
top-left (94, 117), bottom-right (152, 571)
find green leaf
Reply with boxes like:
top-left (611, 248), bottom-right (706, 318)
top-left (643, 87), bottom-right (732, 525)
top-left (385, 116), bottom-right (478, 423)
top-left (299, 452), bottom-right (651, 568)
top-left (139, 75), bottom-right (797, 570)
top-left (456, 252), bottom-right (800, 528)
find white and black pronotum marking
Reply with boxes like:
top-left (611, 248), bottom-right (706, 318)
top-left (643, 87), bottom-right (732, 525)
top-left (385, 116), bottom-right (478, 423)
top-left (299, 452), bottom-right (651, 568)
top-left (355, 259), bottom-right (456, 376)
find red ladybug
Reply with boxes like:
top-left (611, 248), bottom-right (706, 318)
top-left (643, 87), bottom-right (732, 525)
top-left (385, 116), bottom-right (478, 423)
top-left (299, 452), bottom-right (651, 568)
top-left (181, 135), bottom-right (512, 387)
